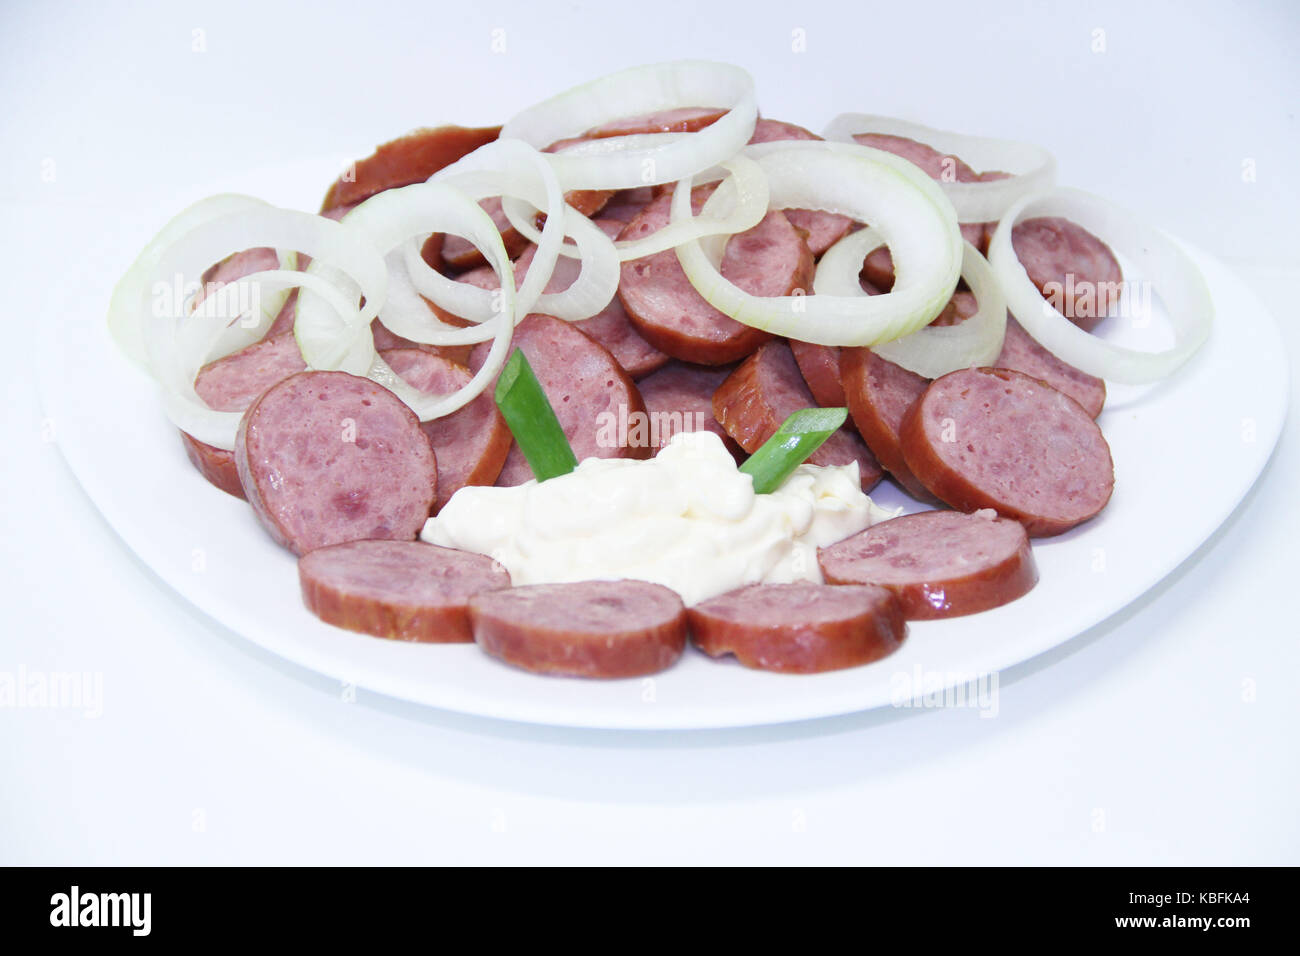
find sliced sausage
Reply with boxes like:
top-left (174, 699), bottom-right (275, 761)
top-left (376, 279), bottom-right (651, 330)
top-left (617, 188), bottom-right (813, 365)
top-left (181, 333), bottom-right (308, 499)
top-left (634, 360), bottom-right (740, 456)
top-left (787, 279), bottom-right (884, 409)
top-left (199, 247), bottom-right (278, 297)
top-left (370, 319), bottom-right (473, 367)
top-left (713, 341), bottom-right (882, 490)
top-left (469, 580), bottom-right (687, 678)
top-left (299, 540), bottom-right (511, 643)
top-left (236, 370), bottom-right (437, 555)
top-left (899, 367), bottom-right (1114, 536)
top-left (994, 316), bottom-right (1106, 418)
top-left (853, 132), bottom-right (980, 183)
top-left (197, 247), bottom-right (298, 340)
top-left (468, 314), bottom-right (650, 486)
top-left (790, 340), bottom-right (847, 408)
top-left (320, 124), bottom-right (501, 213)
top-left (180, 434), bottom-right (245, 499)
top-left (839, 347), bottom-right (934, 501)
top-left (748, 119), bottom-right (855, 256)
top-left (688, 582), bottom-right (905, 673)
top-left (818, 509), bottom-right (1038, 619)
top-left (381, 348), bottom-right (511, 511)
top-left (1011, 216), bottom-right (1123, 333)
top-left (513, 219), bottom-right (668, 378)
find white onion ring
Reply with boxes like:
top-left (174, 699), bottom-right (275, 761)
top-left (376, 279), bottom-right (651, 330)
top-left (817, 233), bottom-right (1007, 377)
top-left (499, 60), bottom-right (757, 191)
top-left (143, 204), bottom-right (389, 449)
top-left (822, 113), bottom-right (1056, 225)
top-left (675, 143), bottom-right (962, 346)
top-left (336, 179), bottom-right (521, 419)
top-left (987, 187), bottom-right (1213, 384)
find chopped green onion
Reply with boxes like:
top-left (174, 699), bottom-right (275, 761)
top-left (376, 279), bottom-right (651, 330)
top-left (739, 407), bottom-right (849, 494)
top-left (494, 349), bottom-right (578, 482)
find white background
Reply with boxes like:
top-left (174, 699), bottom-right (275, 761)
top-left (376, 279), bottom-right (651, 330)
top-left (2, 0), bottom-right (1297, 863)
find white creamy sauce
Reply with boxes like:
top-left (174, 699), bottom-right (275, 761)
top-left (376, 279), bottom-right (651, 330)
top-left (421, 431), bottom-right (899, 606)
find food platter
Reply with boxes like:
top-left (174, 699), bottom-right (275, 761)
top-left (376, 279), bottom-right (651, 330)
top-left (37, 155), bottom-right (1288, 729)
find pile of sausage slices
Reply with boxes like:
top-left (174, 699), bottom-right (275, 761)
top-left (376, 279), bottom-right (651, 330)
top-left (110, 62), bottom-right (1211, 680)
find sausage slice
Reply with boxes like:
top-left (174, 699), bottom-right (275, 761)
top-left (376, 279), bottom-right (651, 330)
top-left (299, 540), bottom-right (511, 643)
top-left (994, 316), bottom-right (1106, 418)
top-left (838, 347), bottom-right (932, 500)
top-left (899, 367), bottom-right (1114, 536)
top-left (617, 188), bottom-right (813, 365)
top-left (320, 124), bottom-right (501, 213)
top-left (236, 370), bottom-right (438, 555)
top-left (790, 340), bottom-right (847, 408)
top-left (382, 348), bottom-right (512, 511)
top-left (1010, 217), bottom-right (1123, 332)
top-left (513, 219), bottom-right (668, 378)
top-left (819, 509), bottom-right (1038, 619)
top-left (713, 341), bottom-right (882, 490)
top-left (469, 580), bottom-right (687, 678)
top-left (181, 333), bottom-right (308, 499)
top-left (468, 314), bottom-right (650, 486)
top-left (688, 582), bottom-right (906, 673)
top-left (634, 360), bottom-right (740, 457)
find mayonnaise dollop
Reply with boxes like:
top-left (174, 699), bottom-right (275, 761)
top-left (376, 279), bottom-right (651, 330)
top-left (421, 431), bottom-right (899, 606)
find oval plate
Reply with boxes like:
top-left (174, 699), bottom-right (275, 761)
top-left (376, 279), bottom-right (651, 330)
top-left (38, 159), bottom-right (1288, 729)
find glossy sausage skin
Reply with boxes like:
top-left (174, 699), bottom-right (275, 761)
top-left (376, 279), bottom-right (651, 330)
top-left (299, 540), bottom-right (511, 643)
top-left (688, 582), bottom-right (906, 673)
top-left (899, 367), bottom-right (1114, 536)
top-left (469, 580), bottom-right (688, 678)
top-left (818, 509), bottom-right (1038, 619)
top-left (838, 347), bottom-right (932, 500)
top-left (713, 341), bottom-right (882, 490)
top-left (320, 125), bottom-right (501, 212)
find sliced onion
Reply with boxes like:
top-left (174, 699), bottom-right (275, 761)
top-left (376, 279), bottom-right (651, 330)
top-left (108, 194), bottom-right (269, 370)
top-left (496, 194), bottom-right (621, 319)
top-left (822, 114), bottom-right (1056, 225)
top-left (499, 60), bottom-right (757, 191)
top-left (674, 143), bottom-right (962, 347)
top-left (501, 154), bottom-right (770, 264)
top-left (817, 232), bottom-right (1006, 377)
top-left (334, 178), bottom-right (521, 419)
top-left (987, 187), bottom-right (1213, 384)
top-left (393, 140), bottom-right (568, 324)
top-left (141, 204), bottom-right (390, 449)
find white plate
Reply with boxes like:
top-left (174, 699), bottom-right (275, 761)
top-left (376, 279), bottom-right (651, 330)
top-left (37, 159), bottom-right (1289, 729)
